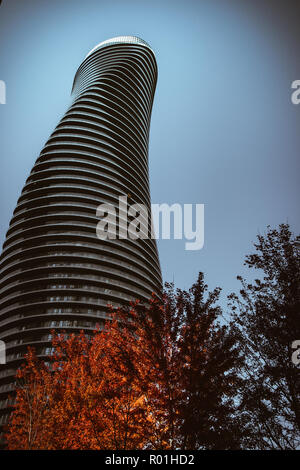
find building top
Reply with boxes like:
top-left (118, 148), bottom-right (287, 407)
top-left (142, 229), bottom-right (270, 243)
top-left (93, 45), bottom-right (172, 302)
top-left (85, 36), bottom-right (153, 59)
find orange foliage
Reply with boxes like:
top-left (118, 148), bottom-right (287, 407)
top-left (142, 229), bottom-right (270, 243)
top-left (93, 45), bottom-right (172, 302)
top-left (5, 275), bottom-right (241, 450)
top-left (5, 297), bottom-right (174, 450)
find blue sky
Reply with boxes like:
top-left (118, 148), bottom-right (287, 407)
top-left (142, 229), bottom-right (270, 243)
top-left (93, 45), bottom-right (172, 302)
top-left (0, 0), bottom-right (299, 308)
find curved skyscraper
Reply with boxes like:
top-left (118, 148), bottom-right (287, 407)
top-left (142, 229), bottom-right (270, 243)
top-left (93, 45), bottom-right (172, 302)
top-left (0, 36), bottom-right (161, 427)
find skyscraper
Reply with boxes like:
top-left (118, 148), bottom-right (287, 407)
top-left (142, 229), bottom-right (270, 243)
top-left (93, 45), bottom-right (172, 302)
top-left (0, 36), bottom-right (162, 428)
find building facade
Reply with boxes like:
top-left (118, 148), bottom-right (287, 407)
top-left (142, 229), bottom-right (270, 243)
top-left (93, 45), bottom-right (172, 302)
top-left (0, 36), bottom-right (161, 427)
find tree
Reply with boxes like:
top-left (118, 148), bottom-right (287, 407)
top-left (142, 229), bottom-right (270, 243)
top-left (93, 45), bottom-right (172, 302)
top-left (229, 224), bottom-right (300, 449)
top-left (6, 273), bottom-right (242, 449)
top-left (5, 324), bottom-right (159, 450)
top-left (109, 274), bottom-right (244, 449)
top-left (3, 348), bottom-right (55, 449)
top-left (174, 275), bottom-right (243, 449)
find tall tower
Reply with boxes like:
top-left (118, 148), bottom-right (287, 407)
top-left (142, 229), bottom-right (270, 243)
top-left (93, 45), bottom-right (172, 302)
top-left (0, 36), bottom-right (161, 428)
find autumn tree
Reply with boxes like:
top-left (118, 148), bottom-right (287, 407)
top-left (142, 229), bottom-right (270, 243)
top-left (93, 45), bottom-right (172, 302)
top-left (5, 323), bottom-right (160, 450)
top-left (6, 273), bottom-right (243, 449)
top-left (3, 348), bottom-right (56, 449)
top-left (229, 224), bottom-right (300, 449)
top-left (103, 274), bottom-right (244, 449)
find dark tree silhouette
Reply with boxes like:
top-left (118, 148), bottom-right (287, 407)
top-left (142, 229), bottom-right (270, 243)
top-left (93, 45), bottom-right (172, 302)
top-left (229, 224), bottom-right (300, 449)
top-left (170, 274), bottom-right (244, 449)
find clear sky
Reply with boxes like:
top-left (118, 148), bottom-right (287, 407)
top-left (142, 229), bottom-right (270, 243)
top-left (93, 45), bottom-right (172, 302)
top-left (0, 0), bottom-right (299, 309)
